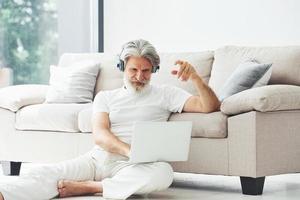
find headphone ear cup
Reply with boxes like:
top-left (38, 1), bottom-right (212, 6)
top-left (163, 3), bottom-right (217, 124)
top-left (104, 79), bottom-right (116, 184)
top-left (117, 60), bottom-right (125, 71)
top-left (152, 67), bottom-right (155, 73)
top-left (121, 60), bottom-right (125, 71)
top-left (152, 65), bottom-right (160, 73)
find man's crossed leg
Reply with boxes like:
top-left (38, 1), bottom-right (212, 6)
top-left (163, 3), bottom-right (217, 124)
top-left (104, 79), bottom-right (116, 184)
top-left (0, 153), bottom-right (173, 200)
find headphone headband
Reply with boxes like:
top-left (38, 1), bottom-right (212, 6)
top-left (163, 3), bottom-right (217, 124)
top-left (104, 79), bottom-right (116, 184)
top-left (116, 48), bottom-right (160, 73)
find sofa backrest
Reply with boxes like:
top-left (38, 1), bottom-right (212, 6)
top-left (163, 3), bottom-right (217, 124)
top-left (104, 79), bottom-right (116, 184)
top-left (152, 51), bottom-right (214, 95)
top-left (58, 51), bottom-right (214, 96)
top-left (209, 46), bottom-right (300, 94)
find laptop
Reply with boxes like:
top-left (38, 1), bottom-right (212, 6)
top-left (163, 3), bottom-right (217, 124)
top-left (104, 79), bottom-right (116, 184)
top-left (128, 121), bottom-right (192, 163)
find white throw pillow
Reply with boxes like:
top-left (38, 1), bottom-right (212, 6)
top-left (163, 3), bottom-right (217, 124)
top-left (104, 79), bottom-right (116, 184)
top-left (46, 61), bottom-right (100, 103)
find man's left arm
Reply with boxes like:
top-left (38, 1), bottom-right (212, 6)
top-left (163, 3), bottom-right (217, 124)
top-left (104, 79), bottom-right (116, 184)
top-left (172, 60), bottom-right (220, 113)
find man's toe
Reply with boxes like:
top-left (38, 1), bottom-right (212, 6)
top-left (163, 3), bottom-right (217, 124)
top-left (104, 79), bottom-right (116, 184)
top-left (59, 188), bottom-right (66, 198)
top-left (58, 180), bottom-right (64, 189)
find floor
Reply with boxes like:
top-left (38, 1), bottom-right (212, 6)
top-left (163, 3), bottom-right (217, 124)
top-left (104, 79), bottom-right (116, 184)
top-left (0, 163), bottom-right (299, 200)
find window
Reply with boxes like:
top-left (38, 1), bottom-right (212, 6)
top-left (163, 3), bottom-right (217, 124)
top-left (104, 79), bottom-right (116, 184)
top-left (0, 0), bottom-right (58, 84)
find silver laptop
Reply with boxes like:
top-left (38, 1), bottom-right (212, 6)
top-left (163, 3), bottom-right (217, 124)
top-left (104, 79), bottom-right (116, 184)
top-left (128, 121), bottom-right (192, 163)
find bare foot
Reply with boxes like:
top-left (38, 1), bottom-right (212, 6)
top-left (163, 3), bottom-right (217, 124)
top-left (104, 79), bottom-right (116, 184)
top-left (57, 180), bottom-right (102, 198)
top-left (0, 192), bottom-right (4, 200)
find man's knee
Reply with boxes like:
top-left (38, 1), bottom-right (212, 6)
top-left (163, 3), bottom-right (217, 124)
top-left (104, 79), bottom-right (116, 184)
top-left (157, 162), bottom-right (174, 188)
top-left (134, 162), bottom-right (173, 196)
top-left (154, 162), bottom-right (174, 188)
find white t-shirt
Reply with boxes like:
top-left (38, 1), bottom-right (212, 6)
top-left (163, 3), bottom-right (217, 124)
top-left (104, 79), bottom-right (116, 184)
top-left (92, 84), bottom-right (192, 144)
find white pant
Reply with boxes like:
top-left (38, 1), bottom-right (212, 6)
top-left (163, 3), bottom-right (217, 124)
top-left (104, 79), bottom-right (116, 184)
top-left (0, 148), bottom-right (174, 200)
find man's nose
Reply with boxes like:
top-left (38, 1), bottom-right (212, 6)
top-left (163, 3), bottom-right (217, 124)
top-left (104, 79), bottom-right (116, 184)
top-left (136, 71), bottom-right (144, 81)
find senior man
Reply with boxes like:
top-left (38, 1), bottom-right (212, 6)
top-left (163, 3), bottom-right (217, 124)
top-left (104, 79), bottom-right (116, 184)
top-left (0, 39), bottom-right (220, 200)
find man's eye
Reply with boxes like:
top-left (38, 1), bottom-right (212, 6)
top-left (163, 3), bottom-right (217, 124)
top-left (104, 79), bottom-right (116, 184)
top-left (131, 68), bottom-right (137, 71)
top-left (143, 69), bottom-right (150, 72)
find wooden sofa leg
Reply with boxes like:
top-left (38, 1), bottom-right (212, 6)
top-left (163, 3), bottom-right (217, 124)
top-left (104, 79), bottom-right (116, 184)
top-left (240, 176), bottom-right (265, 195)
top-left (1, 161), bottom-right (22, 176)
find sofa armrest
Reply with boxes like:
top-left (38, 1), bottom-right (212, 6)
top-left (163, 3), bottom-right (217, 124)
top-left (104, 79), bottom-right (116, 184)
top-left (0, 84), bottom-right (49, 112)
top-left (228, 110), bottom-right (300, 177)
top-left (221, 85), bottom-right (300, 115)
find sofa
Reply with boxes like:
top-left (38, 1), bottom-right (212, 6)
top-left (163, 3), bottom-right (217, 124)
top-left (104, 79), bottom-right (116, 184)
top-left (1, 46), bottom-right (300, 195)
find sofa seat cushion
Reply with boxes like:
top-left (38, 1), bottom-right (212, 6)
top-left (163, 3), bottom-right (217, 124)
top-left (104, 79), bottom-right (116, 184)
top-left (78, 105), bottom-right (227, 138)
top-left (16, 103), bottom-right (91, 132)
top-left (169, 112), bottom-right (228, 138)
top-left (78, 106), bottom-right (93, 133)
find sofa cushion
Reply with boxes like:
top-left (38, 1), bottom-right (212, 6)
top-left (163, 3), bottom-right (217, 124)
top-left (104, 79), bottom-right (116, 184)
top-left (78, 107), bottom-right (227, 138)
top-left (16, 103), bottom-right (91, 132)
top-left (0, 84), bottom-right (49, 112)
top-left (58, 53), bottom-right (132, 95)
top-left (46, 61), bottom-right (100, 103)
top-left (221, 85), bottom-right (300, 115)
top-left (209, 46), bottom-right (300, 94)
top-left (218, 59), bottom-right (272, 101)
top-left (169, 112), bottom-right (227, 138)
top-left (78, 106), bottom-right (93, 133)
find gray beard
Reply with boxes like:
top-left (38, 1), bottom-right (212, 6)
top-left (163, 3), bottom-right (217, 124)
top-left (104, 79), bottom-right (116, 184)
top-left (123, 75), bottom-right (150, 94)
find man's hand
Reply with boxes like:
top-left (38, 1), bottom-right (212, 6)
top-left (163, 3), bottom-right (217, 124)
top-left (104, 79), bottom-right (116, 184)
top-left (125, 146), bottom-right (131, 158)
top-left (92, 112), bottom-right (132, 158)
top-left (171, 60), bottom-right (199, 81)
top-left (171, 60), bottom-right (220, 113)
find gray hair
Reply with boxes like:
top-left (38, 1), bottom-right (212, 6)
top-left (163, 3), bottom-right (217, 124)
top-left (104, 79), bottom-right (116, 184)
top-left (120, 39), bottom-right (160, 67)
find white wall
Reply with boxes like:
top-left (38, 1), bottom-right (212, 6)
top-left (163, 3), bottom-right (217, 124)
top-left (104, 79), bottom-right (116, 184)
top-left (104, 0), bottom-right (300, 53)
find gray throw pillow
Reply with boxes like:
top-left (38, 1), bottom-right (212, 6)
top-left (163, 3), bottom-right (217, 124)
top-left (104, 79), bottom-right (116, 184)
top-left (218, 59), bottom-right (272, 101)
